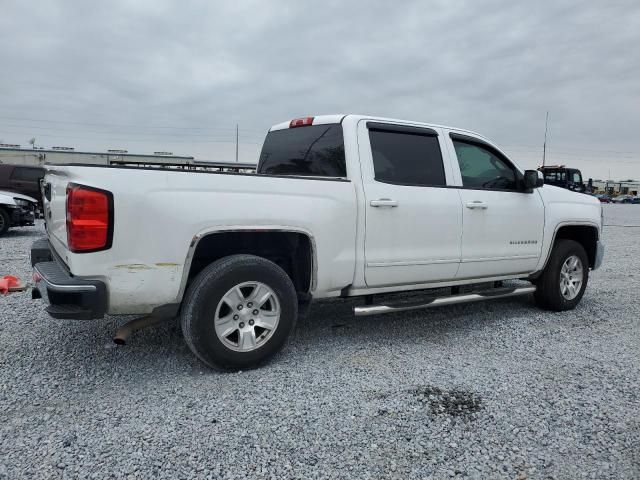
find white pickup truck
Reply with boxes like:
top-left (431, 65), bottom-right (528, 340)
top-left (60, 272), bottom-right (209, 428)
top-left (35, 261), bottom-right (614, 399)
top-left (31, 114), bottom-right (604, 369)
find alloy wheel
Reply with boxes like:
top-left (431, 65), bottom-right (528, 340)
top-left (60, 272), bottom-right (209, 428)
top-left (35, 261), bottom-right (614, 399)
top-left (559, 255), bottom-right (584, 300)
top-left (213, 281), bottom-right (281, 352)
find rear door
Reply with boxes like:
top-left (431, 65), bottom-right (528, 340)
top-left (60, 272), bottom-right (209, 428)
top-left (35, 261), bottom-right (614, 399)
top-left (445, 132), bottom-right (544, 278)
top-left (358, 121), bottom-right (462, 288)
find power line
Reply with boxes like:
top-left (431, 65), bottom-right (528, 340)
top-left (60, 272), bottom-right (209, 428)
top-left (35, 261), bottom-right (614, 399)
top-left (502, 147), bottom-right (639, 160)
top-left (0, 123), bottom-right (265, 140)
top-left (3, 114), bottom-right (638, 157)
top-left (0, 114), bottom-right (267, 134)
top-left (500, 143), bottom-right (640, 156)
top-left (0, 131), bottom-right (264, 145)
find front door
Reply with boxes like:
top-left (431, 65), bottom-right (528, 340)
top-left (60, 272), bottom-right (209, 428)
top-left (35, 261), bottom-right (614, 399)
top-left (447, 133), bottom-right (544, 278)
top-left (359, 121), bottom-right (463, 288)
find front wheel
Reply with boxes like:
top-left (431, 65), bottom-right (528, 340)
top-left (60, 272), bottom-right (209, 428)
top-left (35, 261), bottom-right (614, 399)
top-left (534, 239), bottom-right (589, 311)
top-left (181, 254), bottom-right (298, 370)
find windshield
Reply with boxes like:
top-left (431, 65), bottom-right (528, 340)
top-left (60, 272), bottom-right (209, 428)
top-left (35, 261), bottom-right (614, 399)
top-left (258, 124), bottom-right (346, 177)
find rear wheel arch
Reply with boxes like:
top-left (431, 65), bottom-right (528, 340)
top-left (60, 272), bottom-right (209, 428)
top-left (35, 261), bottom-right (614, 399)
top-left (179, 229), bottom-right (316, 302)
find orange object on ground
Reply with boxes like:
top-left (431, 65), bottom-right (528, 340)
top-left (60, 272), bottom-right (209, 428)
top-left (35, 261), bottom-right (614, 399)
top-left (0, 275), bottom-right (25, 294)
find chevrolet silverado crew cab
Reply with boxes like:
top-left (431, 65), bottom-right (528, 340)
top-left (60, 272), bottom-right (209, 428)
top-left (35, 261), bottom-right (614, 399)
top-left (31, 115), bottom-right (604, 369)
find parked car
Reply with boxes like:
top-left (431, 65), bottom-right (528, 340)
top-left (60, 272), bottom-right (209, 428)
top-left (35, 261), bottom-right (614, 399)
top-left (0, 190), bottom-right (37, 235)
top-left (0, 164), bottom-right (45, 205)
top-left (593, 193), bottom-right (612, 203)
top-left (611, 194), bottom-right (640, 204)
top-left (31, 114), bottom-right (604, 370)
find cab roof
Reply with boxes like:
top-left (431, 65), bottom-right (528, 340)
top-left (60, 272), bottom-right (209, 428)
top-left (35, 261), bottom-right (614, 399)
top-left (269, 114), bottom-right (492, 142)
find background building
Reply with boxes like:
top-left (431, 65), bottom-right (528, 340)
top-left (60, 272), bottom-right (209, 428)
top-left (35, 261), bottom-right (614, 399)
top-left (592, 180), bottom-right (640, 196)
top-left (0, 145), bottom-right (257, 175)
top-left (0, 145), bottom-right (194, 166)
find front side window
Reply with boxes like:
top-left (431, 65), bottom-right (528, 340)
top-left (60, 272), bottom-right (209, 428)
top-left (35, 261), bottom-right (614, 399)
top-left (258, 124), bottom-right (346, 177)
top-left (453, 140), bottom-right (517, 190)
top-left (368, 129), bottom-right (446, 186)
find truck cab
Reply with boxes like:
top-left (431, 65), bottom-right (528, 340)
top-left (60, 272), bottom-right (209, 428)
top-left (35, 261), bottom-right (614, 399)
top-left (538, 165), bottom-right (586, 193)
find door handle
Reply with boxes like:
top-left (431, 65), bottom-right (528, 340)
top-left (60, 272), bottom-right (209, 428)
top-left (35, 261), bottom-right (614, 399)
top-left (370, 198), bottom-right (398, 208)
top-left (465, 201), bottom-right (488, 209)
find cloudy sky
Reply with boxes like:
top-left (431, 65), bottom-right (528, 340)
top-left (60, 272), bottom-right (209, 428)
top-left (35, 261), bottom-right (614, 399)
top-left (1, 0), bottom-right (639, 179)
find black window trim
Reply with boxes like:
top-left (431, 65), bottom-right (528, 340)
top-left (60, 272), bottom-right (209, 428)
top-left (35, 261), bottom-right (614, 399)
top-left (367, 122), bottom-right (438, 137)
top-left (449, 132), bottom-right (526, 193)
top-left (367, 122), bottom-right (447, 188)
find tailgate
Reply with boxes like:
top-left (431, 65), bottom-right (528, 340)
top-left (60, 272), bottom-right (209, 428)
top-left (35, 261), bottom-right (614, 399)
top-left (41, 166), bottom-right (71, 251)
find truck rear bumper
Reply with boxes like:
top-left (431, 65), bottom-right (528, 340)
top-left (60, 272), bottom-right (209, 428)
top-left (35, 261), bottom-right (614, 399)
top-left (31, 239), bottom-right (108, 320)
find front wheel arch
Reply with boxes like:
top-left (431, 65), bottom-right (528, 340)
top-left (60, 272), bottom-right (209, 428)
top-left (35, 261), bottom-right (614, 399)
top-left (534, 239), bottom-right (589, 311)
top-left (542, 224), bottom-right (599, 270)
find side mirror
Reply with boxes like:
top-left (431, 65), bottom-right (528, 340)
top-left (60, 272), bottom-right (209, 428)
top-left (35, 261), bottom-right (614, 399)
top-left (524, 170), bottom-right (544, 190)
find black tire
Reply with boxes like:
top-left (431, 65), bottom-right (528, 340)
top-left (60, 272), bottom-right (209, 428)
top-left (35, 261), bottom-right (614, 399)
top-left (534, 239), bottom-right (589, 311)
top-left (181, 254), bottom-right (298, 370)
top-left (0, 208), bottom-right (10, 236)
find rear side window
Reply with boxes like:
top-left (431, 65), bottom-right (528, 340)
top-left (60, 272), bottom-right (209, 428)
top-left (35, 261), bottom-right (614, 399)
top-left (368, 128), bottom-right (446, 186)
top-left (258, 124), bottom-right (346, 177)
top-left (544, 170), bottom-right (565, 183)
top-left (11, 167), bottom-right (44, 182)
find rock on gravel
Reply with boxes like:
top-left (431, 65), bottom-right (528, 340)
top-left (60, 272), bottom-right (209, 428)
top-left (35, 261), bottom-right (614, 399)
top-left (1, 209), bottom-right (639, 479)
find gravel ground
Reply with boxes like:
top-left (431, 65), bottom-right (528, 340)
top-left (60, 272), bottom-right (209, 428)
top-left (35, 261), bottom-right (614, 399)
top-left (1, 205), bottom-right (638, 479)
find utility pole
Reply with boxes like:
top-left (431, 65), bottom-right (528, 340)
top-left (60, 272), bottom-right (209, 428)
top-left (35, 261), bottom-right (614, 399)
top-left (235, 124), bottom-right (239, 162)
top-left (542, 111), bottom-right (549, 167)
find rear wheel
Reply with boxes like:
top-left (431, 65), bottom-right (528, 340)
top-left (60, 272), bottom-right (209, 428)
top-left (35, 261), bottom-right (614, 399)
top-left (181, 254), bottom-right (298, 370)
top-left (534, 239), bottom-right (589, 311)
top-left (0, 208), bottom-right (10, 236)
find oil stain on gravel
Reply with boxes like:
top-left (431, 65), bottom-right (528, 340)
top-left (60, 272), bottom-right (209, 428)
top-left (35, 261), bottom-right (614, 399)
top-left (411, 385), bottom-right (482, 417)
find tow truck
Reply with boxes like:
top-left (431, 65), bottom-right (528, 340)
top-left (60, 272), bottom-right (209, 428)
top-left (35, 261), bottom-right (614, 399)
top-left (538, 165), bottom-right (590, 193)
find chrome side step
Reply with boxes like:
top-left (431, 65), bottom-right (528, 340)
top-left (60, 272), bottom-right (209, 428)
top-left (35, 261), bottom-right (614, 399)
top-left (353, 286), bottom-right (536, 317)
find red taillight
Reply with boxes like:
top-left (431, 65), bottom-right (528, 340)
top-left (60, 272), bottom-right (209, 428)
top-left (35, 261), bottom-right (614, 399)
top-left (289, 117), bottom-right (314, 128)
top-left (66, 184), bottom-right (113, 252)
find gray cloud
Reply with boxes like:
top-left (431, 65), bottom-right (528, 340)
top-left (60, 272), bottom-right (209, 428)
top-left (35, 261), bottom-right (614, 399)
top-left (1, 0), bottom-right (639, 179)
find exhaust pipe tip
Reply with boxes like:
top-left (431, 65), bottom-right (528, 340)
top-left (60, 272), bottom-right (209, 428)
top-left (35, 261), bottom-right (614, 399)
top-left (112, 314), bottom-right (164, 346)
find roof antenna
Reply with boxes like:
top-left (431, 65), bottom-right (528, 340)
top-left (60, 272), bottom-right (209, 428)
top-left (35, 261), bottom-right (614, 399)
top-left (542, 111), bottom-right (549, 167)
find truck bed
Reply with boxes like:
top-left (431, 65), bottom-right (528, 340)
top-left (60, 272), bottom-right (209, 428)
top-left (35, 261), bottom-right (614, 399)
top-left (42, 163), bottom-right (358, 313)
